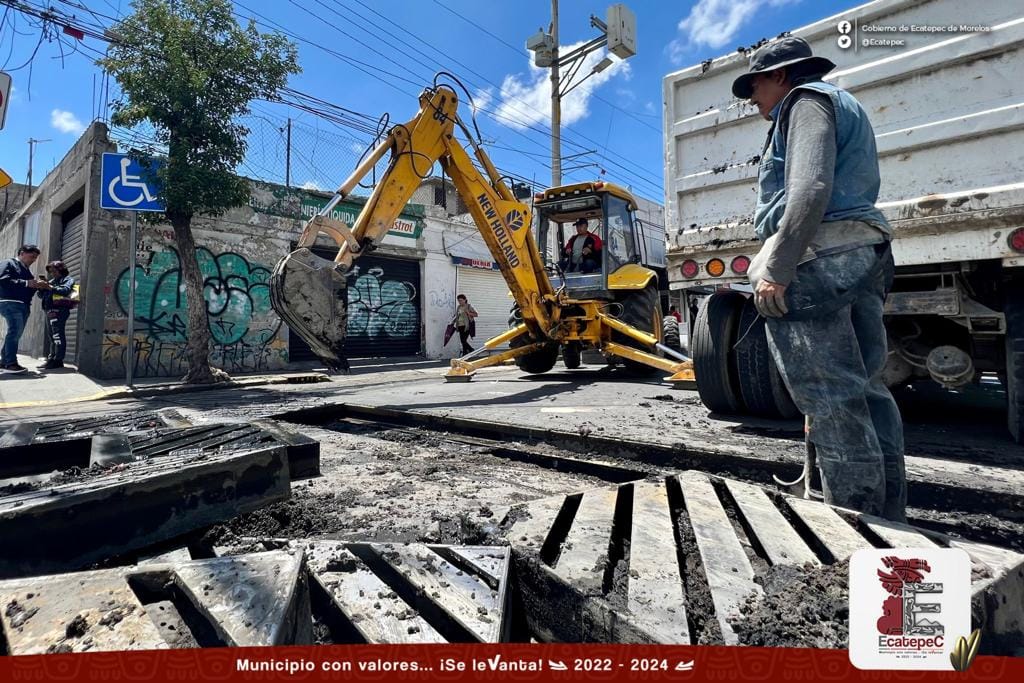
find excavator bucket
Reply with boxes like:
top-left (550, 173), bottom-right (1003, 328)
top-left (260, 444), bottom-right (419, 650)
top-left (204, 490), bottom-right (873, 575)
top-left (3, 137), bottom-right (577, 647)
top-left (270, 247), bottom-right (350, 371)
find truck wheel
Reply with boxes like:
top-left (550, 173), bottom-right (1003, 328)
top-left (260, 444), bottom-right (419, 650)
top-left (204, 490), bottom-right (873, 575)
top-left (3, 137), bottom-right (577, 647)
top-left (692, 291), bottom-right (745, 413)
top-left (662, 316), bottom-right (682, 352)
top-left (734, 297), bottom-right (800, 419)
top-left (1006, 287), bottom-right (1024, 442)
top-left (562, 343), bottom-right (582, 369)
top-left (615, 285), bottom-right (662, 376)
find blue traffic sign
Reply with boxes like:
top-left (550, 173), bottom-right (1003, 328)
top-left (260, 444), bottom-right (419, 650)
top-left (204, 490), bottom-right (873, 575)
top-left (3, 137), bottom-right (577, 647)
top-left (100, 153), bottom-right (165, 212)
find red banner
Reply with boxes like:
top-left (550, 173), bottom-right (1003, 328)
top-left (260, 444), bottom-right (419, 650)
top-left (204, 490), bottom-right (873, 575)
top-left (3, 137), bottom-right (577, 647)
top-left (0, 645), bottom-right (1018, 681)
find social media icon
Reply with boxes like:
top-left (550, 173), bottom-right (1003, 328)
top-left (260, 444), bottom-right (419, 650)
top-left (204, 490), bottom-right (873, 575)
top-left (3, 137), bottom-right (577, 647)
top-left (838, 20), bottom-right (852, 34)
top-left (838, 35), bottom-right (852, 49)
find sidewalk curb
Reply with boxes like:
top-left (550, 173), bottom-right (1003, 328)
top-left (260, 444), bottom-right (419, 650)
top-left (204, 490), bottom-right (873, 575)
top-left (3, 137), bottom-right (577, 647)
top-left (0, 373), bottom-right (331, 409)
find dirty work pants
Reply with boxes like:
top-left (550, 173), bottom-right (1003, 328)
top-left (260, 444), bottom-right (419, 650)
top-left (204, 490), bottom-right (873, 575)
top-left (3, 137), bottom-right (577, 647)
top-left (0, 301), bottom-right (29, 366)
top-left (765, 245), bottom-right (906, 521)
top-left (46, 309), bottom-right (71, 362)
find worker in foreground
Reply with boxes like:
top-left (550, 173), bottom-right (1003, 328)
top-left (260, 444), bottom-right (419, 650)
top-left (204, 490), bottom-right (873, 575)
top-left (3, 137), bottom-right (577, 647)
top-left (735, 36), bottom-right (906, 521)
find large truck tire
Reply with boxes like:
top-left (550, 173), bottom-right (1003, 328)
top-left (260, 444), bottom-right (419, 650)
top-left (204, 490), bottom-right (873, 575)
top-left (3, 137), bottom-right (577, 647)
top-left (1006, 286), bottom-right (1024, 443)
top-left (734, 297), bottom-right (800, 419)
top-left (615, 285), bottom-right (662, 376)
top-left (692, 291), bottom-right (746, 413)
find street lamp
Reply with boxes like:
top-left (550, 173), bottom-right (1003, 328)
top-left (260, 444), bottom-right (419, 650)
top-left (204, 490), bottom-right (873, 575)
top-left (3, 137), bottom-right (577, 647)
top-left (526, 3), bottom-right (637, 187)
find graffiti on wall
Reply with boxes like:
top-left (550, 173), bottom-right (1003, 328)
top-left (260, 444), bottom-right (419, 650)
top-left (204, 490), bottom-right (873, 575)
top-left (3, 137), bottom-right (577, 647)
top-left (104, 247), bottom-right (285, 376)
top-left (345, 265), bottom-right (418, 340)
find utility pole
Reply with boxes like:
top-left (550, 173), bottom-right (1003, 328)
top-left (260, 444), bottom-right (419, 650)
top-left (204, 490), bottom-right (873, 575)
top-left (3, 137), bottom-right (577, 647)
top-left (526, 4), bottom-right (636, 188)
top-left (550, 0), bottom-right (561, 187)
top-left (285, 118), bottom-right (292, 188)
top-left (27, 138), bottom-right (51, 189)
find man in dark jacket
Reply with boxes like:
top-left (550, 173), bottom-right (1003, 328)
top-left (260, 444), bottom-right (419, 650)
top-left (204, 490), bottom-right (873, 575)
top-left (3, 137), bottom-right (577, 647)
top-left (38, 260), bottom-right (77, 370)
top-left (736, 37), bottom-right (905, 521)
top-left (0, 244), bottom-right (49, 374)
top-left (561, 218), bottom-right (602, 273)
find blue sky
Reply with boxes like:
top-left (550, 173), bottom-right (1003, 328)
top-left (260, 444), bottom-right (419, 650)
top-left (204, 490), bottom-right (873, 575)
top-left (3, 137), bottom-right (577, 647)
top-left (0, 0), bottom-right (856, 206)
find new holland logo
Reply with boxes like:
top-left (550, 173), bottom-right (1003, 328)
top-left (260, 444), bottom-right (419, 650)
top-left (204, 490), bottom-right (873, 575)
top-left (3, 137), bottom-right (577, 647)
top-left (505, 209), bottom-right (525, 231)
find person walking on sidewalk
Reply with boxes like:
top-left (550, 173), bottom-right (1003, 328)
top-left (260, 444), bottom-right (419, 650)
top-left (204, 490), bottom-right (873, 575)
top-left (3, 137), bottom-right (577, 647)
top-left (734, 36), bottom-right (906, 521)
top-left (454, 293), bottom-right (478, 355)
top-left (0, 244), bottom-right (49, 374)
top-left (37, 260), bottom-right (77, 370)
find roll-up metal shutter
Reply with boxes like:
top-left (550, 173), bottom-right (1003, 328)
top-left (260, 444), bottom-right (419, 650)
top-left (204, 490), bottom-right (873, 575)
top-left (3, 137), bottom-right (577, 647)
top-left (59, 211), bottom-right (85, 362)
top-left (455, 266), bottom-right (510, 348)
top-left (288, 247), bottom-right (422, 361)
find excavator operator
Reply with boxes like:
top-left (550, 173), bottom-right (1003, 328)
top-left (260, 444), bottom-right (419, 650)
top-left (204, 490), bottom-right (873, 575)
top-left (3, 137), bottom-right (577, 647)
top-left (561, 218), bottom-right (602, 273)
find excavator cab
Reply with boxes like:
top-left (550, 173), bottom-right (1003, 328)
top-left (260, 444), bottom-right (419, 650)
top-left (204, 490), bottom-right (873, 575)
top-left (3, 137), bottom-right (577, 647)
top-left (536, 181), bottom-right (666, 300)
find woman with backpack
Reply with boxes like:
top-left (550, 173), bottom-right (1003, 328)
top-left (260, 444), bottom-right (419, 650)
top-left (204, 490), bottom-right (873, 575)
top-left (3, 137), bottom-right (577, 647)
top-left (37, 260), bottom-right (78, 370)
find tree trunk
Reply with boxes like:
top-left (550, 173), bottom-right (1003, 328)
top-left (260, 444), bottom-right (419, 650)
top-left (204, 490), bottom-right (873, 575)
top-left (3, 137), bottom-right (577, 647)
top-left (170, 214), bottom-right (229, 384)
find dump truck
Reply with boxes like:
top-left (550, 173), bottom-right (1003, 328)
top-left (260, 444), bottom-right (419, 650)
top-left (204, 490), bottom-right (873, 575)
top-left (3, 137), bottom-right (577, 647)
top-left (664, 0), bottom-right (1024, 439)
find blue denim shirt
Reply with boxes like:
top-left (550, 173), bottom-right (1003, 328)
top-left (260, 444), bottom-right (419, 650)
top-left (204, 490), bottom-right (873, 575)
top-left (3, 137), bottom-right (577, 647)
top-left (754, 81), bottom-right (890, 242)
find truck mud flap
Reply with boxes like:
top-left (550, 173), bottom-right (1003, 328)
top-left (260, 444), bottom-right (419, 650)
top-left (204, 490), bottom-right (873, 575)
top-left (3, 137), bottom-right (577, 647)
top-left (270, 248), bottom-right (350, 371)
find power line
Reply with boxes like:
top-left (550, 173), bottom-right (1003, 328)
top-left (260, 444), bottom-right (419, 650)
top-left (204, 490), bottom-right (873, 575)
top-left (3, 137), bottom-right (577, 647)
top-left (335, 0), bottom-right (666, 194)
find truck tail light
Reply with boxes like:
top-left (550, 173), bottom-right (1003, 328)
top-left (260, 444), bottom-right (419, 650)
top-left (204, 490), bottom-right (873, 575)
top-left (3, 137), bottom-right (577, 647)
top-left (681, 260), bottom-right (699, 278)
top-left (1009, 228), bottom-right (1024, 253)
top-left (731, 255), bottom-right (750, 274)
top-left (706, 258), bottom-right (726, 277)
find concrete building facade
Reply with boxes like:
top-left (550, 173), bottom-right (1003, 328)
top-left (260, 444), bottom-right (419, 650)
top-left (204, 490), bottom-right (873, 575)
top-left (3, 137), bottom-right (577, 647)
top-left (0, 122), bottom-right (529, 378)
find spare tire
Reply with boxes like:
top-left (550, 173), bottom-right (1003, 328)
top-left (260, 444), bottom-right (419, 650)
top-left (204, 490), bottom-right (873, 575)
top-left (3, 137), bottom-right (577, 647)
top-left (692, 291), bottom-right (745, 413)
top-left (734, 297), bottom-right (800, 419)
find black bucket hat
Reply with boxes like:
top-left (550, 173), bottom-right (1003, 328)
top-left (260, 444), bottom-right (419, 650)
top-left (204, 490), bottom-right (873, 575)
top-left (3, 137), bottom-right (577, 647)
top-left (573, 218), bottom-right (589, 227)
top-left (731, 36), bottom-right (836, 99)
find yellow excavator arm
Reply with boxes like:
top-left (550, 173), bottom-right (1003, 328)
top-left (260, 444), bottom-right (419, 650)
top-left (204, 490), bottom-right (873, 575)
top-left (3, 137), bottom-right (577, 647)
top-left (271, 85), bottom-right (557, 370)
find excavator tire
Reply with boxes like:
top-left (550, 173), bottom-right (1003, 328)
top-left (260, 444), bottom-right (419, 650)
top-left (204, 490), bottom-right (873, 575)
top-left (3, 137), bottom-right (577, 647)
top-left (562, 343), bottom-right (582, 369)
top-left (508, 305), bottom-right (559, 374)
top-left (614, 284), bottom-right (662, 376)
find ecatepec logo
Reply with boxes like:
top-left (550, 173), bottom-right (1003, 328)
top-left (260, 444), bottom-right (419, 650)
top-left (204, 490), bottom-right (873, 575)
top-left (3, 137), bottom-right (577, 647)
top-left (850, 548), bottom-right (971, 670)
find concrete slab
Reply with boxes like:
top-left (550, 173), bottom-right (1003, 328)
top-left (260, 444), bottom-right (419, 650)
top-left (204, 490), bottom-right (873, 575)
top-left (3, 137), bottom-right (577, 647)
top-left (503, 472), bottom-right (1024, 647)
top-left (0, 412), bottom-right (319, 485)
top-left (0, 551), bottom-right (309, 654)
top-left (0, 446), bottom-right (291, 579)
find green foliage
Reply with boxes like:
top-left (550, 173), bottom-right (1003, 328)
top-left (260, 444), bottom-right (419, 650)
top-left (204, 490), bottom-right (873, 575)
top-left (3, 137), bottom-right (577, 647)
top-left (99, 0), bottom-right (300, 221)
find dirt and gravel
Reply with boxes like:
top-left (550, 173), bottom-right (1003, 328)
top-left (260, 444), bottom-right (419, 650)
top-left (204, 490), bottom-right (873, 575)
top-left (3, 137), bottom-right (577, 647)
top-left (731, 561), bottom-right (850, 648)
top-left (204, 422), bottom-right (613, 550)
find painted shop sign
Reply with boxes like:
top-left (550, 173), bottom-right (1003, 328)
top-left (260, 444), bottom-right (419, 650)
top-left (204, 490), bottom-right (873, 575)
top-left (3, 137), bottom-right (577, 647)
top-left (297, 197), bottom-right (423, 239)
top-left (451, 255), bottom-right (499, 270)
top-left (244, 182), bottom-right (424, 240)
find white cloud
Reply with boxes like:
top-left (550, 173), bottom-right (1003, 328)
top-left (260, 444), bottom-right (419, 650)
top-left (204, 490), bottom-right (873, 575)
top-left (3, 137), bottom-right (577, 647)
top-left (669, 0), bottom-right (802, 61)
top-left (492, 42), bottom-right (631, 130)
top-left (470, 87), bottom-right (493, 116)
top-left (51, 109), bottom-right (85, 135)
top-left (301, 180), bottom-right (324, 191)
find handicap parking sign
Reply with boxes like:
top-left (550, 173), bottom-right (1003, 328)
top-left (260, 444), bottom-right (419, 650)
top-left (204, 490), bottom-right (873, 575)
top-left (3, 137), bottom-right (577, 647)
top-left (100, 153), bottom-right (166, 212)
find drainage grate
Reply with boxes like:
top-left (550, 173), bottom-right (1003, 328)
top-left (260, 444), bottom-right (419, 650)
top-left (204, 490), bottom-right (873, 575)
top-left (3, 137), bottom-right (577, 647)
top-left (503, 471), bottom-right (1024, 649)
top-left (0, 542), bottom-right (511, 653)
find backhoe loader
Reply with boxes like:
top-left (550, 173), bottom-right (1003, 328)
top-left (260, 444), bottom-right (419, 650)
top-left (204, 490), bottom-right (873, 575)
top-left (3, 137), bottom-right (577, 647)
top-left (270, 80), bottom-right (694, 384)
